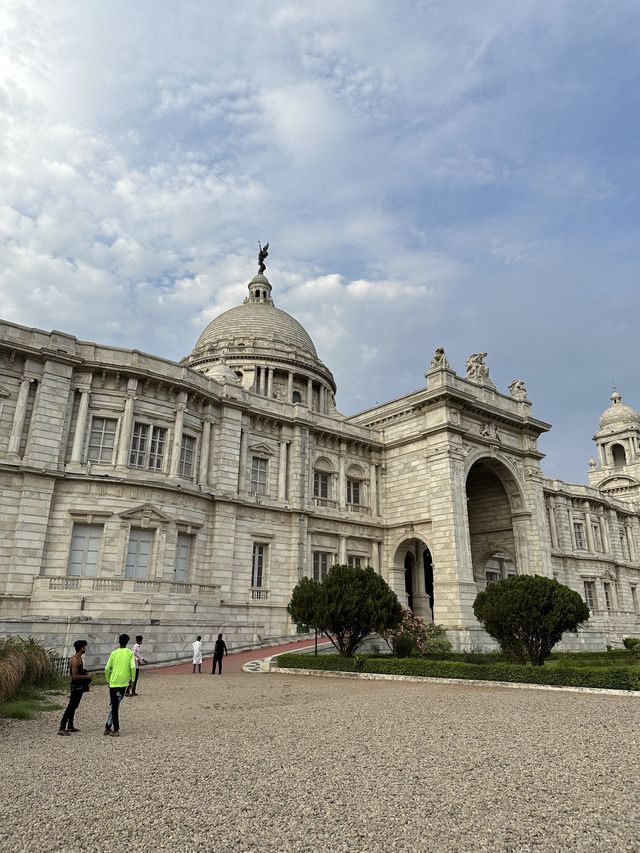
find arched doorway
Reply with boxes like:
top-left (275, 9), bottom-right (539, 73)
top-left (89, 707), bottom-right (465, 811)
top-left (465, 459), bottom-right (524, 590)
top-left (395, 538), bottom-right (434, 622)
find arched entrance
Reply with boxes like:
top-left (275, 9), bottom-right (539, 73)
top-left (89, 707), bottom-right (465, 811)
top-left (465, 458), bottom-right (525, 590)
top-left (395, 538), bottom-right (434, 622)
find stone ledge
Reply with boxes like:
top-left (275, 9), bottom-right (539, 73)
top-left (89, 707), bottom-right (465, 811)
top-left (269, 666), bottom-right (640, 697)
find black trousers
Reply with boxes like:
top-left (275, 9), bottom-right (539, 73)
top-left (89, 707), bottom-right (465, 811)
top-left (212, 655), bottom-right (223, 674)
top-left (107, 687), bottom-right (126, 731)
top-left (60, 686), bottom-right (83, 730)
top-left (126, 668), bottom-right (140, 695)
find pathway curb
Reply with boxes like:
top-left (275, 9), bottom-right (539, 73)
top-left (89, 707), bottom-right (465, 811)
top-left (269, 665), bottom-right (640, 697)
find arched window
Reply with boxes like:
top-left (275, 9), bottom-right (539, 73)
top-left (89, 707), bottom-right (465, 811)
top-left (611, 443), bottom-right (627, 467)
top-left (346, 464), bottom-right (365, 507)
top-left (313, 457), bottom-right (334, 503)
top-left (292, 390), bottom-right (302, 403)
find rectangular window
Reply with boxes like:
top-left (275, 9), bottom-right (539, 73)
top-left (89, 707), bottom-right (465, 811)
top-left (252, 543), bottom-right (267, 587)
top-left (591, 522), bottom-right (602, 552)
top-left (250, 457), bottom-right (268, 494)
top-left (573, 522), bottom-right (586, 550)
top-left (486, 570), bottom-right (501, 586)
top-left (149, 426), bottom-right (167, 470)
top-left (583, 580), bottom-right (596, 611)
top-left (347, 555), bottom-right (362, 569)
top-left (620, 528), bottom-right (629, 560)
top-left (125, 528), bottom-right (154, 579)
top-left (87, 417), bottom-right (117, 463)
top-left (174, 533), bottom-right (192, 582)
top-left (178, 434), bottom-right (196, 479)
top-left (603, 582), bottom-right (612, 611)
top-left (346, 479), bottom-right (360, 505)
top-left (313, 551), bottom-right (330, 582)
top-left (314, 471), bottom-right (329, 499)
top-left (68, 523), bottom-right (102, 577)
top-left (129, 423), bottom-right (167, 470)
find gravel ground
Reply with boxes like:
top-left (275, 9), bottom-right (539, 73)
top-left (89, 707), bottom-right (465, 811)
top-left (0, 672), bottom-right (638, 853)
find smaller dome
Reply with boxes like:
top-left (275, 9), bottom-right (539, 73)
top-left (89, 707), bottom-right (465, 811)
top-left (204, 363), bottom-right (240, 385)
top-left (599, 389), bottom-right (640, 430)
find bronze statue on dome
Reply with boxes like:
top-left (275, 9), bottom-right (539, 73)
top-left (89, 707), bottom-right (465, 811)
top-left (258, 241), bottom-right (269, 274)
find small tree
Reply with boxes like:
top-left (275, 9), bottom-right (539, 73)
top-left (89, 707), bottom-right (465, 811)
top-left (288, 565), bottom-right (402, 657)
top-left (381, 608), bottom-right (452, 657)
top-left (473, 575), bottom-right (590, 666)
top-left (287, 576), bottom-right (322, 630)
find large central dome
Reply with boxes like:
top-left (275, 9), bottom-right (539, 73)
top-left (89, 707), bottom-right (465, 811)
top-left (195, 275), bottom-right (317, 357)
top-left (184, 269), bottom-right (336, 410)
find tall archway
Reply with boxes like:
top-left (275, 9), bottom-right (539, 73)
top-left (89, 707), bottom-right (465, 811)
top-left (465, 458), bottom-right (525, 590)
top-left (611, 443), bottom-right (627, 467)
top-left (393, 537), bottom-right (434, 622)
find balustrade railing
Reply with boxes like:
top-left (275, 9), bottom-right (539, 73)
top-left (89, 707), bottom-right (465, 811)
top-left (43, 577), bottom-right (219, 598)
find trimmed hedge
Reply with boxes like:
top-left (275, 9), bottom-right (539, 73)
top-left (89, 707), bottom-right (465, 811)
top-left (275, 653), bottom-right (640, 691)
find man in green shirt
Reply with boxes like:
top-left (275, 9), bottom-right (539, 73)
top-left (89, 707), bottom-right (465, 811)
top-left (104, 633), bottom-right (136, 737)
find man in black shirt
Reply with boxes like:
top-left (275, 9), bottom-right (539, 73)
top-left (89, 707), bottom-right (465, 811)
top-left (58, 639), bottom-right (93, 735)
top-left (211, 633), bottom-right (228, 675)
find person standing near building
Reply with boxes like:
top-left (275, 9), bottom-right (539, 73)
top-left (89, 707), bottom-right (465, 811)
top-left (58, 639), bottom-right (93, 735)
top-left (125, 635), bottom-right (147, 696)
top-left (192, 635), bottom-right (203, 673)
top-left (103, 634), bottom-right (136, 737)
top-left (211, 633), bottom-right (228, 675)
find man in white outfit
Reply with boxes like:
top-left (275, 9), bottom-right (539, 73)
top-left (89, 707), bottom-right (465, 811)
top-left (192, 635), bottom-right (203, 673)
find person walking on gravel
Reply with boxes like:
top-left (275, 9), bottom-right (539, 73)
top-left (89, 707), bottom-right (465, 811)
top-left (211, 633), bottom-right (228, 675)
top-left (58, 639), bottom-right (93, 736)
top-left (104, 634), bottom-right (136, 737)
top-left (192, 635), bottom-right (203, 673)
top-left (125, 635), bottom-right (147, 696)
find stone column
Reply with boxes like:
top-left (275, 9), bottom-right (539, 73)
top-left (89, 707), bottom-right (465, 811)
top-left (277, 431), bottom-right (288, 502)
top-left (7, 377), bottom-right (35, 457)
top-left (198, 404), bottom-right (212, 486)
top-left (169, 391), bottom-right (188, 477)
top-left (568, 507), bottom-right (577, 549)
top-left (267, 368), bottom-right (274, 399)
top-left (115, 378), bottom-right (138, 469)
top-left (585, 507), bottom-right (595, 552)
top-left (307, 378), bottom-right (313, 410)
top-left (287, 372), bottom-right (294, 402)
top-left (339, 535), bottom-right (347, 565)
top-left (369, 463), bottom-right (378, 515)
top-left (237, 428), bottom-right (247, 493)
top-left (69, 386), bottom-right (92, 468)
top-left (338, 442), bottom-right (346, 509)
top-left (548, 502), bottom-right (559, 549)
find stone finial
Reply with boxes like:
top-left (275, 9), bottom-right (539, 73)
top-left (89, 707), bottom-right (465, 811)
top-left (588, 456), bottom-right (597, 470)
top-left (508, 379), bottom-right (528, 401)
top-left (430, 346), bottom-right (449, 370)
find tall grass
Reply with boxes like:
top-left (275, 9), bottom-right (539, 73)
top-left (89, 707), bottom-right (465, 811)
top-left (0, 637), bottom-right (57, 703)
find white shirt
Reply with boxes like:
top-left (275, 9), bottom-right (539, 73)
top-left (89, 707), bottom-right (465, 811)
top-left (192, 640), bottom-right (203, 663)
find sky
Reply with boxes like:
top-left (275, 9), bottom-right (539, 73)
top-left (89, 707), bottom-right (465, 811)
top-left (1, 1), bottom-right (639, 483)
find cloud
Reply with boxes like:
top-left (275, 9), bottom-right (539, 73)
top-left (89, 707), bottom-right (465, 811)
top-left (1, 1), bottom-right (640, 482)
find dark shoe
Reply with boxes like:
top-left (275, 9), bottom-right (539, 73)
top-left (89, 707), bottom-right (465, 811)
top-left (67, 727), bottom-right (80, 733)
top-left (130, 692), bottom-right (138, 696)
top-left (58, 729), bottom-right (71, 736)
top-left (109, 731), bottom-right (120, 737)
top-left (103, 727), bottom-right (111, 736)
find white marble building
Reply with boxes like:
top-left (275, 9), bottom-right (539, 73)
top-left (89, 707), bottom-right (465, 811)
top-left (0, 267), bottom-right (639, 662)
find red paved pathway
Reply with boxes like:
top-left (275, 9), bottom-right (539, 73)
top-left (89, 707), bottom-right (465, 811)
top-left (146, 636), bottom-right (325, 676)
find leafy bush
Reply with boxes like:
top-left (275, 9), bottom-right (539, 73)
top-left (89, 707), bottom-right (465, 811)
top-left (622, 637), bottom-right (640, 651)
top-left (288, 565), bottom-right (402, 657)
top-left (275, 653), bottom-right (358, 672)
top-left (274, 653), bottom-right (639, 691)
top-left (473, 575), bottom-right (590, 665)
top-left (0, 637), bottom-right (56, 703)
top-left (392, 632), bottom-right (415, 658)
top-left (381, 607), bottom-right (452, 656)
